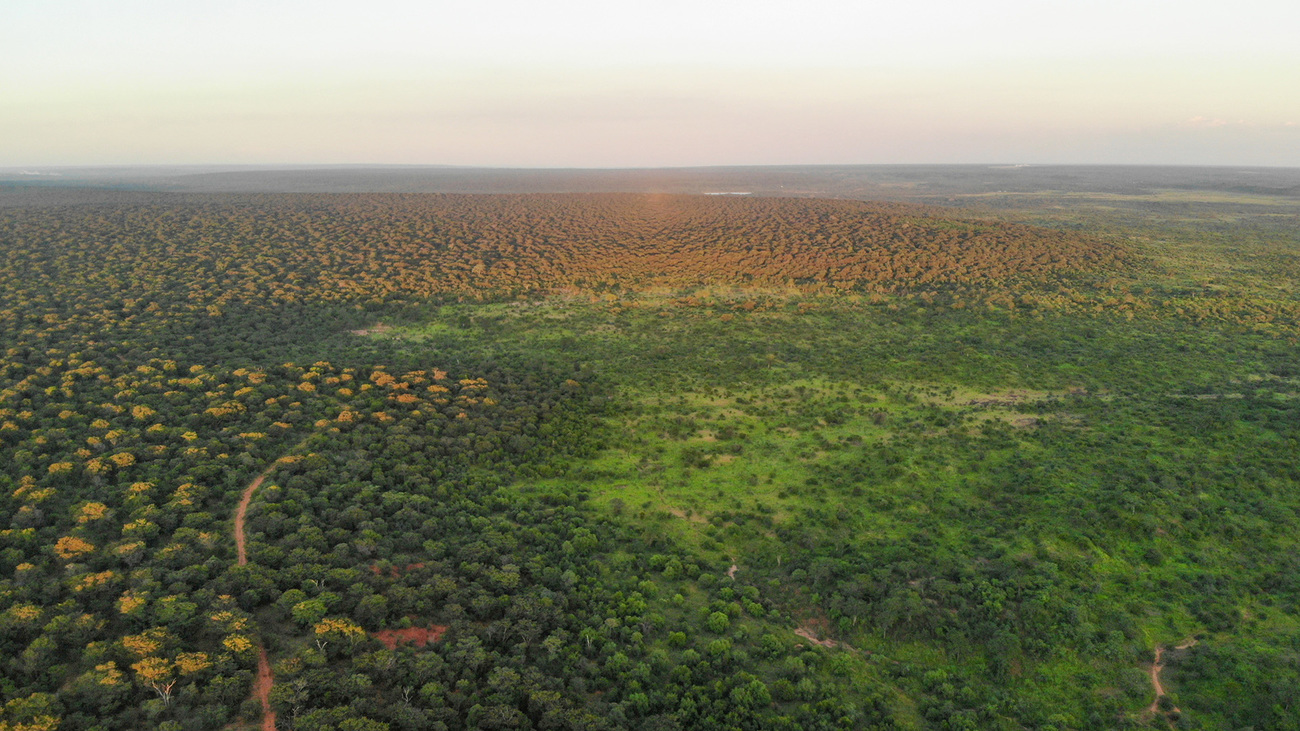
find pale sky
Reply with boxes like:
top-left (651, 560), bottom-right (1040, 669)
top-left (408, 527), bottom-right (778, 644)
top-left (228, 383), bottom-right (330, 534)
top-left (3, 0), bottom-right (1298, 167)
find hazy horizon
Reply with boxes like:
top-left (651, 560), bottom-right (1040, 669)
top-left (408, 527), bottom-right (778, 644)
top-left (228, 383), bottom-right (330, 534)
top-left (4, 0), bottom-right (1298, 167)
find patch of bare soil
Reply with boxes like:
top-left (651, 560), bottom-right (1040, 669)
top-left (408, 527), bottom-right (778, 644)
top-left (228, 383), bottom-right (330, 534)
top-left (793, 613), bottom-right (843, 648)
top-left (349, 322), bottom-right (393, 336)
top-left (794, 626), bottom-right (841, 649)
top-left (667, 507), bottom-right (707, 523)
top-left (373, 625), bottom-right (449, 649)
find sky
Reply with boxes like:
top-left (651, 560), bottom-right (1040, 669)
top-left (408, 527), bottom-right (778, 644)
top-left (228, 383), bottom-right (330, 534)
top-left (2, 0), bottom-right (1298, 167)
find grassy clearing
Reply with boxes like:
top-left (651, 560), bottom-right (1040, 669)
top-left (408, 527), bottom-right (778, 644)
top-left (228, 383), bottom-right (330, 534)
top-left (515, 377), bottom-right (1063, 563)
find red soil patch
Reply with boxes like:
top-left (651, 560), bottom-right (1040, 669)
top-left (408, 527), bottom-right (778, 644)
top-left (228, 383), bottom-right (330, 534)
top-left (372, 624), bottom-right (449, 649)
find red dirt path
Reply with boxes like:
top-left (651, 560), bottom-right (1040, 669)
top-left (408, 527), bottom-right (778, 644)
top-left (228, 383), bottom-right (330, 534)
top-left (234, 474), bottom-right (265, 567)
top-left (252, 646), bottom-right (275, 731)
top-left (234, 466), bottom-right (277, 731)
top-left (1146, 639), bottom-right (1197, 723)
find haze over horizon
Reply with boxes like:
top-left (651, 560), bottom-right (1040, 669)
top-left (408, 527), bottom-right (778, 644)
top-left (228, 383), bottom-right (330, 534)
top-left (4, 0), bottom-right (1298, 168)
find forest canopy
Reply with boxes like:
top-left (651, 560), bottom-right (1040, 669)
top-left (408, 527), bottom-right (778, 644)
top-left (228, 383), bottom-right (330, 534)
top-left (1, 187), bottom-right (1297, 731)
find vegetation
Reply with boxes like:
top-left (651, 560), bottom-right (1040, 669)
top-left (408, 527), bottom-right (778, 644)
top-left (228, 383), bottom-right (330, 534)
top-left (1, 185), bottom-right (1297, 730)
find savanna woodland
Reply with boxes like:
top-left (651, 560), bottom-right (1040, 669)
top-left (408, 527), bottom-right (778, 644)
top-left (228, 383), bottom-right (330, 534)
top-left (1, 174), bottom-right (1298, 731)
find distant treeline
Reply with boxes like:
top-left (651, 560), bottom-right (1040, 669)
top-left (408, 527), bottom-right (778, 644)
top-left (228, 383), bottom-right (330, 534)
top-left (0, 194), bottom-right (1124, 316)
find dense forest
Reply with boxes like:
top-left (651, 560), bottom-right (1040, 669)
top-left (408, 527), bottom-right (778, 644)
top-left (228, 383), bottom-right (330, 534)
top-left (1, 187), bottom-right (1297, 730)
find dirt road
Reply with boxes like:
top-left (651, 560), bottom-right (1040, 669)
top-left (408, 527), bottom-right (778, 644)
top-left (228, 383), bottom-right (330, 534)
top-left (234, 473), bottom-right (267, 567)
top-left (234, 464), bottom-right (278, 731)
top-left (1147, 645), bottom-right (1170, 715)
top-left (1147, 639), bottom-right (1196, 722)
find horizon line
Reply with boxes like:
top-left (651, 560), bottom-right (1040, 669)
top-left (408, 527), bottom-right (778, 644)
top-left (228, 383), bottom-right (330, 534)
top-left (5, 162), bottom-right (1300, 173)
